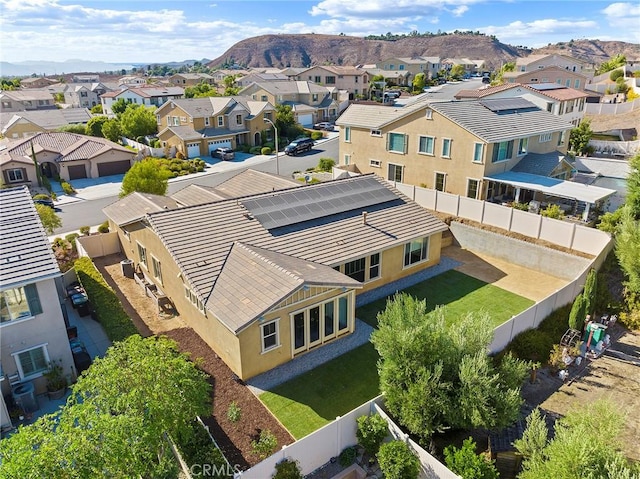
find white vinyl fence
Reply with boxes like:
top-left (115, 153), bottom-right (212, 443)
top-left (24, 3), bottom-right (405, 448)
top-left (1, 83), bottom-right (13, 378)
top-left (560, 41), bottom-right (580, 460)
top-left (585, 97), bottom-right (640, 114)
top-left (589, 139), bottom-right (640, 156)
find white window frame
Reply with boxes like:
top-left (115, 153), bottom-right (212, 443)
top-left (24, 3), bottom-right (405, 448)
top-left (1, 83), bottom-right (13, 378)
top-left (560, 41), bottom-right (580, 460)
top-left (425, 109), bottom-right (433, 120)
top-left (441, 138), bottom-right (452, 158)
top-left (418, 136), bottom-right (435, 155)
top-left (344, 126), bottom-right (351, 143)
top-left (387, 132), bottom-right (407, 154)
top-left (370, 129), bottom-right (381, 137)
top-left (236, 114), bottom-right (242, 125)
top-left (217, 116), bottom-right (224, 127)
top-left (539, 133), bottom-right (552, 143)
top-left (12, 343), bottom-right (50, 380)
top-left (151, 255), bottom-right (163, 284)
top-left (388, 163), bottom-right (404, 183)
top-left (369, 159), bottom-right (381, 168)
top-left (261, 319), bottom-right (280, 353)
top-left (472, 143), bottom-right (484, 163)
top-left (204, 117), bottom-right (210, 126)
top-left (6, 169), bottom-right (24, 183)
top-left (403, 237), bottom-right (430, 269)
top-left (343, 154), bottom-right (351, 166)
top-left (137, 242), bottom-right (147, 268)
top-left (369, 253), bottom-right (381, 281)
top-left (517, 138), bottom-right (528, 156)
top-left (434, 172), bottom-right (446, 192)
top-left (467, 178), bottom-right (480, 199)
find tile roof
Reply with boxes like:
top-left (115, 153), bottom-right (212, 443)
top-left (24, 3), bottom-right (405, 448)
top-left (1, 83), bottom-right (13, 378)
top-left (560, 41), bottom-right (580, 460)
top-left (503, 65), bottom-right (588, 80)
top-left (171, 184), bottom-right (226, 207)
top-left (454, 83), bottom-right (518, 99)
top-left (0, 186), bottom-right (60, 288)
top-left (212, 169), bottom-right (300, 199)
top-left (302, 65), bottom-right (366, 75)
top-left (0, 89), bottom-right (55, 102)
top-left (335, 96), bottom-right (431, 129)
top-left (511, 151), bottom-right (569, 176)
top-left (525, 84), bottom-right (588, 100)
top-left (0, 109), bottom-right (92, 134)
top-left (136, 175), bottom-right (447, 332)
top-left (572, 157), bottom-right (631, 178)
top-left (247, 80), bottom-right (331, 95)
top-left (103, 192), bottom-right (178, 227)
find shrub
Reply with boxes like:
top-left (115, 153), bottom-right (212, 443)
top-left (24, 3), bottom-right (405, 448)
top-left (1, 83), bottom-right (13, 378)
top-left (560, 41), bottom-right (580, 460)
top-left (356, 414), bottom-right (388, 457)
top-left (548, 344), bottom-right (581, 372)
top-left (273, 459), bottom-right (303, 479)
top-left (249, 146), bottom-right (262, 154)
top-left (227, 401), bottom-right (241, 422)
top-left (74, 257), bottom-right (138, 342)
top-left (568, 294), bottom-right (586, 330)
top-left (310, 131), bottom-right (323, 140)
top-left (65, 232), bottom-right (79, 244)
top-left (318, 158), bottom-right (335, 172)
top-left (33, 193), bottom-right (51, 201)
top-left (512, 201), bottom-right (529, 211)
top-left (79, 225), bottom-right (90, 236)
top-left (61, 181), bottom-right (75, 195)
top-left (338, 446), bottom-right (357, 467)
top-left (261, 147), bottom-right (272, 155)
top-left (444, 437), bottom-right (499, 479)
top-left (177, 420), bottom-right (227, 478)
top-left (540, 204), bottom-right (563, 219)
top-left (251, 429), bottom-right (277, 460)
top-left (609, 69), bottom-right (624, 81)
top-left (98, 221), bottom-right (110, 234)
top-left (377, 441), bottom-right (420, 479)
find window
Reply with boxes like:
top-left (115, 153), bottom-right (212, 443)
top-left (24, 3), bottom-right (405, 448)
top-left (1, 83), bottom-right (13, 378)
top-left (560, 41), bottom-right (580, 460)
top-left (6, 169), bottom-right (24, 183)
top-left (369, 253), bottom-right (380, 280)
top-left (14, 345), bottom-right (49, 379)
top-left (344, 258), bottom-right (366, 282)
top-left (558, 102), bottom-right (565, 115)
top-left (217, 116), bottom-right (224, 127)
top-left (558, 130), bottom-right (566, 146)
top-left (369, 159), bottom-right (381, 168)
top-left (399, 65), bottom-right (405, 70)
top-left (565, 79), bottom-right (571, 87)
top-left (325, 76), bottom-right (336, 84)
top-left (137, 243), bottom-right (147, 267)
top-left (472, 143), bottom-right (484, 163)
top-left (467, 179), bottom-right (480, 199)
top-left (546, 103), bottom-right (553, 112)
top-left (404, 237), bottom-right (429, 267)
top-left (418, 136), bottom-right (435, 155)
top-left (370, 129), bottom-right (381, 137)
top-left (324, 301), bottom-right (334, 337)
top-left (151, 256), bottom-right (163, 283)
top-left (292, 294), bottom-right (351, 353)
top-left (388, 163), bottom-right (403, 183)
top-left (173, 117), bottom-right (179, 126)
top-left (236, 114), bottom-right (242, 125)
top-left (574, 79), bottom-right (580, 89)
top-left (344, 126), bottom-right (351, 142)
top-left (204, 117), bottom-right (210, 126)
top-left (261, 95), bottom-right (268, 101)
top-left (434, 172), bottom-right (446, 192)
top-left (387, 132), bottom-right (407, 153)
top-left (261, 320), bottom-right (279, 352)
top-left (425, 109), bottom-right (433, 120)
top-left (344, 154), bottom-right (351, 166)
top-left (312, 94), bottom-right (318, 102)
top-left (517, 138), bottom-right (528, 156)
top-left (492, 140), bottom-right (514, 163)
top-left (314, 76), bottom-right (321, 83)
top-left (1, 284), bottom-right (42, 323)
top-left (156, 114), bottom-right (161, 125)
top-left (441, 138), bottom-right (452, 158)
top-left (539, 133), bottom-right (552, 143)
top-left (338, 296), bottom-right (348, 330)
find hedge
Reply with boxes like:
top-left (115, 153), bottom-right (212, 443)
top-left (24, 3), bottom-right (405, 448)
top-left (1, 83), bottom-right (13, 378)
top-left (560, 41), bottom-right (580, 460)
top-left (74, 257), bottom-right (139, 342)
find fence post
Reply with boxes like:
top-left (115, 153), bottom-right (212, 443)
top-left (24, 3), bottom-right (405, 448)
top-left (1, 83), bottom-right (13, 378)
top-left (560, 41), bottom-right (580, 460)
top-left (336, 416), bottom-right (342, 457)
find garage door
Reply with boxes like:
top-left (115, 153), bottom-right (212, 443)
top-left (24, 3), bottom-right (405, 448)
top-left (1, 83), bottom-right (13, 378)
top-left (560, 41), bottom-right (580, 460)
top-left (207, 139), bottom-right (232, 155)
top-left (187, 142), bottom-right (200, 158)
top-left (97, 160), bottom-right (131, 177)
top-left (67, 164), bottom-right (87, 180)
top-left (298, 114), bottom-right (313, 127)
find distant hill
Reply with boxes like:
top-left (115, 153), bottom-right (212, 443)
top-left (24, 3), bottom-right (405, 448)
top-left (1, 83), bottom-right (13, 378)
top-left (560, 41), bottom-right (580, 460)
top-left (0, 60), bottom-right (138, 77)
top-left (207, 34), bottom-right (640, 71)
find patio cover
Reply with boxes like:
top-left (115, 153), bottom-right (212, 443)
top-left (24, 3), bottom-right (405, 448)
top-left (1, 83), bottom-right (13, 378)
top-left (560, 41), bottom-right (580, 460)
top-left (485, 171), bottom-right (616, 204)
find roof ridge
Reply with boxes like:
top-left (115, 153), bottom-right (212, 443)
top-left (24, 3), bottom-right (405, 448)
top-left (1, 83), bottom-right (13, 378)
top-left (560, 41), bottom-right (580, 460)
top-left (236, 242), bottom-right (304, 283)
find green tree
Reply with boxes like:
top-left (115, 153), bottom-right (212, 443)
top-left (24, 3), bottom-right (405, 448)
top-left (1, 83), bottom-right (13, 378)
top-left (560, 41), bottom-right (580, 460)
top-left (568, 293), bottom-right (586, 331)
top-left (120, 158), bottom-right (171, 197)
top-left (90, 104), bottom-right (103, 114)
top-left (185, 82), bottom-right (219, 98)
top-left (444, 437), bottom-right (499, 479)
top-left (371, 294), bottom-right (529, 442)
top-left (513, 408), bottom-right (548, 464)
top-left (101, 118), bottom-right (122, 143)
top-left (615, 206), bottom-right (640, 296)
top-left (450, 64), bottom-right (466, 80)
top-left (596, 54), bottom-right (626, 75)
top-left (626, 152), bottom-right (640, 220)
top-left (85, 115), bottom-right (108, 137)
top-left (119, 105), bottom-right (157, 139)
top-left (377, 441), bottom-right (420, 479)
top-left (57, 124), bottom-right (87, 134)
top-left (568, 119), bottom-right (593, 155)
top-left (583, 268), bottom-right (597, 317)
top-left (610, 69), bottom-right (625, 81)
top-left (491, 62), bottom-right (515, 85)
top-left (223, 75), bottom-right (236, 89)
top-left (0, 335), bottom-right (211, 478)
top-left (356, 414), bottom-right (388, 457)
top-left (111, 98), bottom-right (129, 116)
top-left (35, 203), bottom-right (62, 234)
top-left (412, 72), bottom-right (426, 92)
top-left (275, 104), bottom-right (300, 139)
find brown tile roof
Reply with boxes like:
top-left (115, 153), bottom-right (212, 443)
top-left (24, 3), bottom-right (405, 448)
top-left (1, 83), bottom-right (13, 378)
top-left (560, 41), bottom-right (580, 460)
top-left (171, 184), bottom-right (226, 207)
top-left (524, 84), bottom-right (588, 101)
top-left (103, 192), bottom-right (178, 227)
top-left (212, 169), bottom-right (300, 199)
top-left (454, 83), bottom-right (517, 99)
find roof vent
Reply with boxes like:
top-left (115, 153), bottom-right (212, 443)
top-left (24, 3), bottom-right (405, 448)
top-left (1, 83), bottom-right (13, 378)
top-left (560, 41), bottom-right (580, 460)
top-left (362, 211), bottom-right (368, 225)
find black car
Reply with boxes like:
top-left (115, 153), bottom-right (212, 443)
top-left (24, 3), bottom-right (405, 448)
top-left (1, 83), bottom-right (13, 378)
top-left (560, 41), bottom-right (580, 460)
top-left (33, 197), bottom-right (55, 208)
top-left (284, 138), bottom-right (314, 156)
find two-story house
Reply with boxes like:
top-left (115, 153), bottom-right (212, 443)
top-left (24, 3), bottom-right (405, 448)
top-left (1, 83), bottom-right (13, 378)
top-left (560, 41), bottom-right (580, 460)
top-left (0, 186), bottom-right (75, 431)
top-left (299, 66), bottom-right (369, 99)
top-left (455, 83), bottom-right (588, 126)
top-left (0, 108), bottom-right (92, 139)
top-left (235, 72), bottom-right (290, 89)
top-left (168, 73), bottom-right (216, 87)
top-left (503, 54), bottom-right (592, 91)
top-left (335, 97), bottom-right (616, 215)
top-left (376, 57), bottom-right (442, 82)
top-left (20, 77), bottom-right (60, 89)
top-left (238, 80), bottom-right (340, 126)
top-left (63, 82), bottom-right (112, 109)
top-left (103, 174), bottom-right (447, 380)
top-left (0, 90), bottom-right (56, 113)
top-left (155, 96), bottom-right (276, 158)
top-left (100, 86), bottom-right (185, 115)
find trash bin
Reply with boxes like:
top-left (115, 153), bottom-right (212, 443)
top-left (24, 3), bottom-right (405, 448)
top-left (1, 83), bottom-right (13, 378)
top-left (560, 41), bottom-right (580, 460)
top-left (77, 301), bottom-right (90, 317)
top-left (121, 259), bottom-right (134, 279)
top-left (12, 381), bottom-right (39, 414)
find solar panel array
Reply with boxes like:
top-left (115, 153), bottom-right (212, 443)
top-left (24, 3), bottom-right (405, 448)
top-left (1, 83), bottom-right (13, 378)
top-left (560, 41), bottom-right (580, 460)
top-left (479, 98), bottom-right (537, 112)
top-left (528, 83), bottom-right (563, 91)
top-left (241, 176), bottom-right (399, 230)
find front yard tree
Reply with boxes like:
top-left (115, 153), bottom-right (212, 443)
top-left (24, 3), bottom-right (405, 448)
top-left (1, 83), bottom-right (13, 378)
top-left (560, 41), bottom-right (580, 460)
top-left (412, 72), bottom-right (426, 92)
top-left (119, 104), bottom-right (157, 139)
top-left (371, 294), bottom-right (529, 444)
top-left (111, 98), bottom-right (129, 116)
top-left (35, 203), bottom-right (61, 234)
top-left (568, 119), bottom-right (593, 155)
top-left (0, 335), bottom-right (212, 478)
top-left (101, 118), bottom-right (122, 143)
top-left (450, 64), bottom-right (466, 80)
top-left (275, 104), bottom-right (299, 139)
top-left (120, 158), bottom-right (171, 197)
top-left (85, 115), bottom-right (108, 137)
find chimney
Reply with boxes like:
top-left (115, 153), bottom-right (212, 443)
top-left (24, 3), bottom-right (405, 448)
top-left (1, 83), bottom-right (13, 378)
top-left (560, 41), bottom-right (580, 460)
top-left (362, 211), bottom-right (368, 225)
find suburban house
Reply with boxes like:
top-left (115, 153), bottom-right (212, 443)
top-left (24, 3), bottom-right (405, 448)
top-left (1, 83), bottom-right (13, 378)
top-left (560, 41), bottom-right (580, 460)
top-left (0, 108), bottom-right (93, 139)
top-left (335, 97), bottom-right (615, 217)
top-left (100, 86), bottom-right (185, 115)
top-left (0, 90), bottom-right (56, 113)
top-left (20, 77), bottom-right (60, 89)
top-left (103, 174), bottom-right (447, 380)
top-left (235, 72), bottom-right (290, 88)
top-left (376, 57), bottom-right (442, 81)
top-left (512, 53), bottom-right (590, 75)
top-left (211, 69), bottom-right (251, 83)
top-left (72, 74), bottom-right (100, 83)
top-left (299, 65), bottom-right (369, 99)
top-left (0, 132), bottom-right (136, 184)
top-left (503, 65), bottom-right (589, 91)
top-left (442, 58), bottom-right (482, 75)
top-left (238, 80), bottom-right (341, 126)
top-left (118, 76), bottom-right (147, 86)
top-left (63, 82), bottom-right (112, 109)
top-left (168, 73), bottom-right (216, 87)
top-left (155, 96), bottom-right (276, 158)
top-left (455, 83), bottom-right (588, 126)
top-left (0, 186), bottom-right (75, 431)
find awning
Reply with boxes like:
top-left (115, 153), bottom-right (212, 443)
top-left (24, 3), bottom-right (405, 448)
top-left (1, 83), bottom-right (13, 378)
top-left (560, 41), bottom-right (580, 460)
top-left (485, 171), bottom-right (616, 204)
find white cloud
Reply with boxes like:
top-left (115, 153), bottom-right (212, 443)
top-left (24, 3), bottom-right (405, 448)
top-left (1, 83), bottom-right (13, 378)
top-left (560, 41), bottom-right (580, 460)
top-left (451, 5), bottom-right (469, 16)
top-left (309, 0), bottom-right (479, 19)
top-left (602, 2), bottom-right (640, 42)
top-left (479, 18), bottom-right (598, 46)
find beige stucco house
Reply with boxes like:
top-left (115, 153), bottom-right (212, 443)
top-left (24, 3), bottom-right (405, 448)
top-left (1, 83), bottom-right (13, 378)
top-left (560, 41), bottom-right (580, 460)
top-left (168, 73), bottom-right (216, 87)
top-left (0, 90), bottom-right (56, 113)
top-left (103, 174), bottom-right (447, 380)
top-left (299, 66), bottom-right (369, 99)
top-left (1, 109), bottom-right (92, 139)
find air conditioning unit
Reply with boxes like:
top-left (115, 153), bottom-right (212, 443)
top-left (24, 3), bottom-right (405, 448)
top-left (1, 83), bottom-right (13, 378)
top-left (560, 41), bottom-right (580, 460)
top-left (528, 200), bottom-right (540, 214)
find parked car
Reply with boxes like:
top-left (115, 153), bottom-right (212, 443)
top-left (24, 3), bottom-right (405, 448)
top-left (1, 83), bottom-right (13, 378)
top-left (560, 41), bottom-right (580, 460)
top-left (213, 147), bottom-right (235, 161)
top-left (33, 197), bottom-right (54, 208)
top-left (313, 122), bottom-right (335, 131)
top-left (284, 138), bottom-right (314, 156)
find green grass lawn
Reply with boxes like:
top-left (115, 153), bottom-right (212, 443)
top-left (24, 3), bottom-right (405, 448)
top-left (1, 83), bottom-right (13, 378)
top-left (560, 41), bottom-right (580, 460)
top-left (260, 269), bottom-right (534, 439)
top-left (259, 343), bottom-right (379, 439)
top-left (356, 269), bottom-right (534, 328)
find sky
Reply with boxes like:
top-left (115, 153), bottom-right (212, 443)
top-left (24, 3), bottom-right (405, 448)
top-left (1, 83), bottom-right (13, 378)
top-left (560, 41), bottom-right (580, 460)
top-left (0, 0), bottom-right (638, 64)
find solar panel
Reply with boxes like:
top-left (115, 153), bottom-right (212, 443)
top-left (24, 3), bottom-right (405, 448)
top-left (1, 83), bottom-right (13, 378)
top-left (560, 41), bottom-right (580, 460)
top-left (528, 83), bottom-right (564, 91)
top-left (241, 176), bottom-right (399, 229)
top-left (479, 98), bottom-right (537, 112)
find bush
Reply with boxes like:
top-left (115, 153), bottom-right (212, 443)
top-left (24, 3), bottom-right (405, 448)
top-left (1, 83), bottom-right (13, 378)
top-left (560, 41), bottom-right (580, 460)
top-left (609, 69), bottom-right (624, 81)
top-left (356, 414), bottom-right (388, 457)
top-left (79, 225), bottom-right (90, 236)
top-left (177, 420), bottom-right (227, 478)
top-left (310, 131), bottom-right (323, 140)
top-left (61, 181), bottom-right (75, 195)
top-left (98, 221), bottom-right (110, 234)
top-left (261, 147), bottom-right (272, 155)
top-left (512, 201), bottom-right (529, 211)
top-left (227, 401), bottom-right (241, 422)
top-left (338, 446), bottom-right (357, 467)
top-left (65, 232), bottom-right (79, 244)
top-left (32, 193), bottom-right (51, 201)
top-left (377, 441), bottom-right (420, 479)
top-left (251, 429), bottom-right (277, 460)
top-left (74, 257), bottom-right (139, 342)
top-left (444, 437), bottom-right (499, 479)
top-left (273, 459), bottom-right (303, 479)
top-left (540, 204), bottom-right (563, 219)
top-left (548, 343), bottom-right (581, 372)
top-left (249, 146), bottom-right (262, 154)
top-left (568, 294), bottom-right (586, 331)
top-left (318, 158), bottom-right (335, 172)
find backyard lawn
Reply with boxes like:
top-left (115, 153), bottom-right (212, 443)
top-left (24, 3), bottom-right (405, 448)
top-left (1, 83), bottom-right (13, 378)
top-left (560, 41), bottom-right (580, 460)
top-left (356, 269), bottom-right (534, 328)
top-left (260, 269), bottom-right (534, 439)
